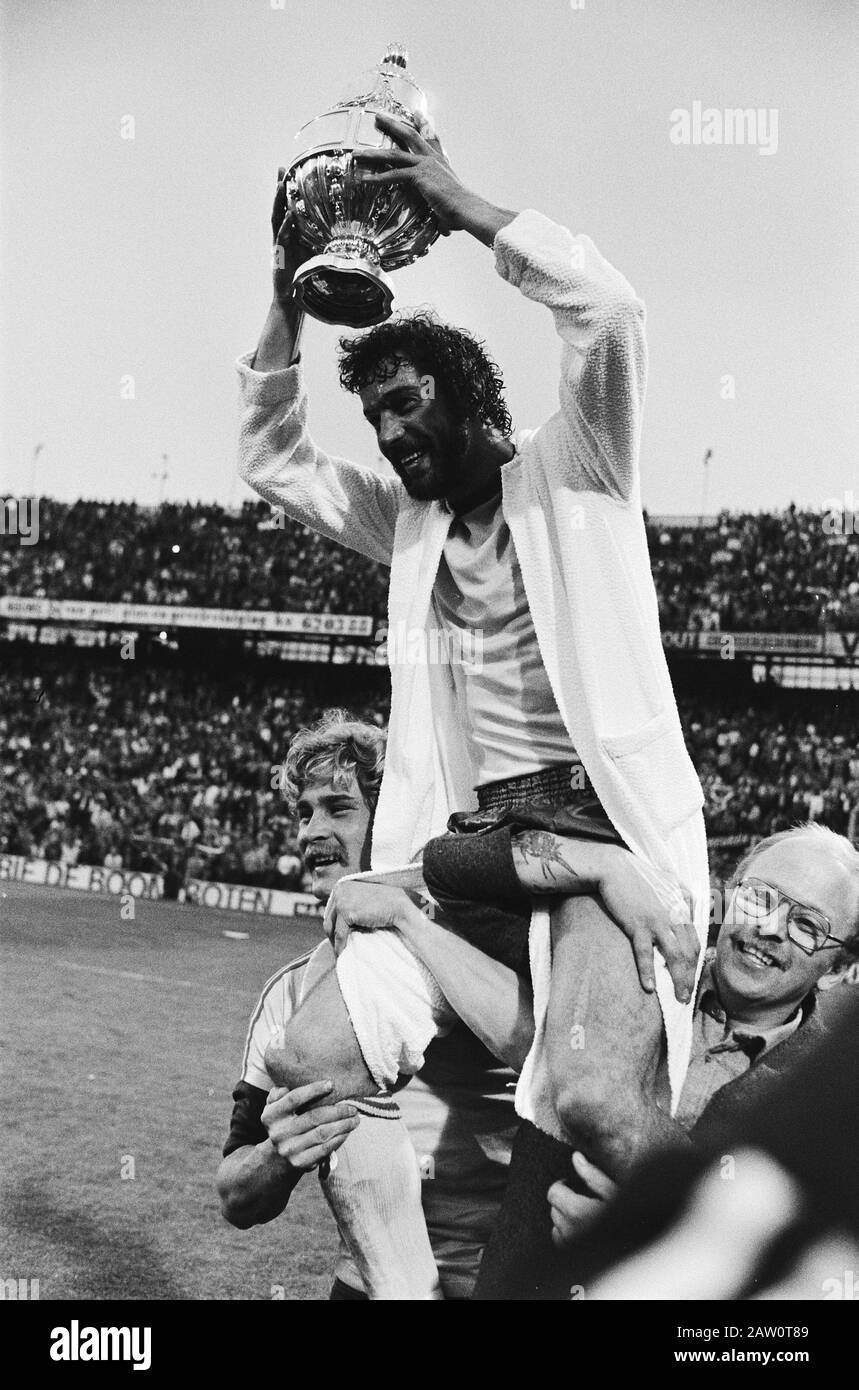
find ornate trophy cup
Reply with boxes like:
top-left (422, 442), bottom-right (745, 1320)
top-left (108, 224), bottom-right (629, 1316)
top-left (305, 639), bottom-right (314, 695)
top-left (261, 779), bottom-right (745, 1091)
top-left (285, 45), bottom-right (441, 328)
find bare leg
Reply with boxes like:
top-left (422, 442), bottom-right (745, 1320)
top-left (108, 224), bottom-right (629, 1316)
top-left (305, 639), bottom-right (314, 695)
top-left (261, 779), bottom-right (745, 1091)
top-left (264, 947), bottom-right (377, 1102)
top-left (264, 945), bottom-right (441, 1299)
top-left (475, 893), bottom-right (682, 1299)
top-left (545, 894), bottom-right (675, 1179)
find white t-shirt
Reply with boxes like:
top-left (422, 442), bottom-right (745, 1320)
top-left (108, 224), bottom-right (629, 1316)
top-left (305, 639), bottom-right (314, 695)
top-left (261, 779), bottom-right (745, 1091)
top-left (433, 491), bottom-right (576, 786)
top-left (241, 944), bottom-right (517, 1299)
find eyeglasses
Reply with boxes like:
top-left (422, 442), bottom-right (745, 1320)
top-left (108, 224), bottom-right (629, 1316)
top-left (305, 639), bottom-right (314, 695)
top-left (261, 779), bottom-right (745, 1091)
top-left (731, 877), bottom-right (853, 957)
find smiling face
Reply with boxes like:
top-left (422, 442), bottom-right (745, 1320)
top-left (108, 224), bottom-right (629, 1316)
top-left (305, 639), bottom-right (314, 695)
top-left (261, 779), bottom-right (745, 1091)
top-left (358, 356), bottom-right (471, 502)
top-left (714, 837), bottom-right (859, 1028)
top-left (295, 771), bottom-right (372, 904)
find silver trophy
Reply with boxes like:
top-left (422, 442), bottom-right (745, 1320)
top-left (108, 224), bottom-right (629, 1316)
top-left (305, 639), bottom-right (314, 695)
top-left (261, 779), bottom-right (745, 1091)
top-left (285, 45), bottom-right (441, 328)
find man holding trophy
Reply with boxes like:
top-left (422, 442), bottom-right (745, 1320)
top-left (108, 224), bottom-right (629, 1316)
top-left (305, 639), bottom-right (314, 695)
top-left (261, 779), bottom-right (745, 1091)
top-left (235, 48), bottom-right (709, 1298)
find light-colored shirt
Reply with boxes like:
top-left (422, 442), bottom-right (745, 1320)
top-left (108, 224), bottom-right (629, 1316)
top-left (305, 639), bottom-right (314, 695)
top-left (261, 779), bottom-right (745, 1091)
top-left (241, 944), bottom-right (516, 1300)
top-left (674, 954), bottom-right (809, 1130)
top-left (433, 490), bottom-right (576, 786)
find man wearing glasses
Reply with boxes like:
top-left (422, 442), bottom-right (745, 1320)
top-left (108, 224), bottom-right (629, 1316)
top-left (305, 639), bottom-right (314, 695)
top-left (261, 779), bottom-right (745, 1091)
top-left (548, 821), bottom-right (859, 1251)
top-left (546, 821), bottom-right (859, 1290)
top-left (674, 821), bottom-right (859, 1132)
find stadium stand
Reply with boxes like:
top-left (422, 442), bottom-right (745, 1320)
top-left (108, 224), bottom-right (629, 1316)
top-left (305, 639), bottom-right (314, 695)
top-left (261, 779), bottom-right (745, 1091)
top-left (0, 499), bottom-right (389, 614)
top-left (3, 500), bottom-right (859, 895)
top-left (649, 506), bottom-right (859, 633)
top-left (2, 499), bottom-right (858, 631)
top-left (0, 644), bottom-right (385, 892)
top-left (2, 646), bottom-right (859, 893)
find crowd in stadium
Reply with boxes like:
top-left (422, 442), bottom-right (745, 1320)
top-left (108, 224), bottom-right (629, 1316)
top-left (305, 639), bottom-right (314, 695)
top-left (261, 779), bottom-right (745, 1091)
top-left (684, 698), bottom-right (859, 879)
top-left (650, 505), bottom-right (859, 633)
top-left (0, 499), bottom-right (389, 616)
top-left (2, 644), bottom-right (858, 893)
top-left (0, 650), bottom-right (383, 895)
top-left (2, 498), bottom-right (859, 632)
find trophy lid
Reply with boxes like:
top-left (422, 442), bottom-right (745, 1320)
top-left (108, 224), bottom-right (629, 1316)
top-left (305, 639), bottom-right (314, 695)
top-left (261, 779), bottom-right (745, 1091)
top-left (381, 44), bottom-right (408, 69)
top-left (328, 44), bottom-right (428, 124)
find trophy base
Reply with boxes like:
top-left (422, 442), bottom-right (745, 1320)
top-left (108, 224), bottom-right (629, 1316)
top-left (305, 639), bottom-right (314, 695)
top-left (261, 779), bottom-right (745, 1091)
top-left (293, 253), bottom-right (395, 329)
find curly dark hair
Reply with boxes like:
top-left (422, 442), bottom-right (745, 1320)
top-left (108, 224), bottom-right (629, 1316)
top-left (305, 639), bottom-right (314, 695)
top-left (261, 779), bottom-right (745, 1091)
top-left (337, 309), bottom-right (512, 437)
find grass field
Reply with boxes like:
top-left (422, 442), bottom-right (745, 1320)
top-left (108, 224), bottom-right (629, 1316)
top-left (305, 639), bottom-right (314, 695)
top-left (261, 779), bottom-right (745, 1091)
top-left (0, 881), bottom-right (339, 1300)
top-left (6, 879), bottom-right (858, 1306)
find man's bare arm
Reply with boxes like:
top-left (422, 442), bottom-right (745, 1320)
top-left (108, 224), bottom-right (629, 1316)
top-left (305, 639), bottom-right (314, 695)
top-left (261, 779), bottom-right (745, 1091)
top-left (325, 881), bottom-right (534, 1070)
top-left (511, 830), bottom-right (611, 892)
top-left (397, 904), bottom-right (534, 1070)
top-left (217, 1139), bottom-right (302, 1229)
top-left (251, 174), bottom-right (305, 371)
top-left (217, 1080), bottom-right (358, 1227)
top-left (253, 296), bottom-right (303, 372)
top-left (238, 172), bottom-right (402, 565)
top-left (355, 112), bottom-right (516, 248)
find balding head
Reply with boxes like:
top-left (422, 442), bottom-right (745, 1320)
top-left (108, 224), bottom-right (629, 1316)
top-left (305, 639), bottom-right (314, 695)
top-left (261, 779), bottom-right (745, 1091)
top-left (714, 824), bottom-right (859, 1029)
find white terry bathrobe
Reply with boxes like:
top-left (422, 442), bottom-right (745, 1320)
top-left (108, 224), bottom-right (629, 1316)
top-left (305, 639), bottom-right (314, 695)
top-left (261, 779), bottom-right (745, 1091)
top-left (236, 209), bottom-right (710, 1135)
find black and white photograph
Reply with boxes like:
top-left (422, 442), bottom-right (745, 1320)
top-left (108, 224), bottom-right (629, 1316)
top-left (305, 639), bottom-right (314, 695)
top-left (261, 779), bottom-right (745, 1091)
top-left (1, 0), bottom-right (858, 1352)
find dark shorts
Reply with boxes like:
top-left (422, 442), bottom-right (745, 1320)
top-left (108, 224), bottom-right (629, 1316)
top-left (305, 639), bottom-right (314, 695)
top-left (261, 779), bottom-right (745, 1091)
top-left (422, 763), bottom-right (626, 980)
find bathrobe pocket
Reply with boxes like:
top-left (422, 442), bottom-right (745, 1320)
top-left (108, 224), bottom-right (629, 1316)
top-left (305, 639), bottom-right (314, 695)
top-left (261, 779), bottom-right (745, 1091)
top-left (601, 708), bottom-right (704, 837)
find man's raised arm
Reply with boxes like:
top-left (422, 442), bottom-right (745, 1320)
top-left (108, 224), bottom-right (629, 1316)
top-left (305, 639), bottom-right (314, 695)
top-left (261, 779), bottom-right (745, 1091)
top-left (236, 173), bottom-right (402, 566)
top-left (494, 213), bottom-right (647, 501)
top-left (358, 113), bottom-right (645, 501)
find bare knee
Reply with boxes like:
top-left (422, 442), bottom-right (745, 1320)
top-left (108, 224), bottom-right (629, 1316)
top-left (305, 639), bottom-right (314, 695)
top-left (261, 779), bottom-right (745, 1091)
top-left (264, 1019), bottom-right (325, 1090)
top-left (263, 978), bottom-right (377, 1102)
top-left (545, 895), bottom-right (664, 1169)
top-left (552, 1063), bottom-right (644, 1156)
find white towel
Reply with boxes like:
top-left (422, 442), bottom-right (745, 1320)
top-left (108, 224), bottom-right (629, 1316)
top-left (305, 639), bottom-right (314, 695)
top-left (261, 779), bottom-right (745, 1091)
top-left (329, 865), bottom-right (456, 1093)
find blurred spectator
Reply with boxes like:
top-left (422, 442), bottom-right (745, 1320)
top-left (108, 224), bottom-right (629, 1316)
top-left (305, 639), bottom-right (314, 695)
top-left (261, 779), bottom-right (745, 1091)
top-left (242, 830), bottom-right (276, 886)
top-left (60, 831), bottom-right (81, 866)
top-left (276, 837), bottom-right (303, 890)
top-left (104, 841), bottom-right (124, 871)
